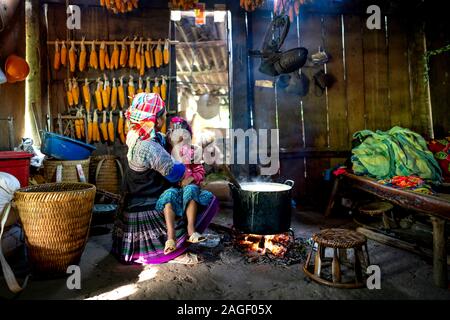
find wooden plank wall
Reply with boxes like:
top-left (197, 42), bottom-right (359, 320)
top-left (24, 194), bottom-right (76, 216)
top-left (43, 2), bottom-right (173, 160)
top-left (0, 1), bottom-right (25, 150)
top-left (249, 10), bottom-right (430, 208)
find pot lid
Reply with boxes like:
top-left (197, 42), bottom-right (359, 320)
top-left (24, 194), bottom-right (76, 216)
top-left (239, 182), bottom-right (292, 192)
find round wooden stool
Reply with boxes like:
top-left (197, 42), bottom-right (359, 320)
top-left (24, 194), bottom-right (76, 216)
top-left (303, 228), bottom-right (371, 289)
top-left (359, 201), bottom-right (395, 229)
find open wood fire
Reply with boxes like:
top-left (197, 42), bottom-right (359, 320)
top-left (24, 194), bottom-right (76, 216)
top-left (235, 233), bottom-right (294, 258)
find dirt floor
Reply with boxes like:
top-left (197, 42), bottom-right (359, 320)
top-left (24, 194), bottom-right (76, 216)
top-left (1, 207), bottom-right (449, 300)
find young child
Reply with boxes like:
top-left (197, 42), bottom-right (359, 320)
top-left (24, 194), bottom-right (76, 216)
top-left (156, 116), bottom-right (214, 255)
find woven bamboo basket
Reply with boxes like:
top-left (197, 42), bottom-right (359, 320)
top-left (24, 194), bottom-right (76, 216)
top-left (43, 158), bottom-right (90, 183)
top-left (89, 155), bottom-right (123, 194)
top-left (14, 183), bottom-right (96, 275)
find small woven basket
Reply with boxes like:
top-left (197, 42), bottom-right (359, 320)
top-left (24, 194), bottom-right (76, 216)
top-left (14, 183), bottom-right (96, 275)
top-left (89, 155), bottom-right (123, 194)
top-left (43, 158), bottom-right (90, 183)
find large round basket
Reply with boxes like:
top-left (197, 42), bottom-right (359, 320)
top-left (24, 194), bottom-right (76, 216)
top-left (14, 183), bottom-right (96, 275)
top-left (89, 155), bottom-right (123, 194)
top-left (43, 158), bottom-right (90, 183)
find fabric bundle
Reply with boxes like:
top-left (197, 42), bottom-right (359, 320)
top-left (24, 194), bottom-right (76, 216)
top-left (378, 176), bottom-right (434, 195)
top-left (351, 127), bottom-right (442, 183)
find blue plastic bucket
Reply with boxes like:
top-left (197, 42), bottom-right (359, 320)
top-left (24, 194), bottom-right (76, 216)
top-left (41, 131), bottom-right (96, 161)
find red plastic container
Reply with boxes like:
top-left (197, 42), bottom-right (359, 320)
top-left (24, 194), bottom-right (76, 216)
top-left (0, 151), bottom-right (33, 187)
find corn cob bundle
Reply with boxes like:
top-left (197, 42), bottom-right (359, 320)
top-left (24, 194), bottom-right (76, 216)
top-left (170, 0), bottom-right (198, 10)
top-left (111, 78), bottom-right (118, 110)
top-left (61, 41), bottom-right (67, 67)
top-left (75, 109), bottom-right (85, 140)
top-left (161, 76), bottom-right (167, 101)
top-left (108, 111), bottom-right (115, 142)
top-left (154, 39), bottom-right (163, 68)
top-left (145, 40), bottom-right (154, 68)
top-left (120, 38), bottom-right (128, 68)
top-left (127, 76), bottom-right (135, 106)
top-left (53, 40), bottom-right (61, 71)
top-left (118, 111), bottom-right (126, 144)
top-left (66, 80), bottom-right (74, 108)
top-left (69, 41), bottom-right (77, 73)
top-left (163, 39), bottom-right (170, 65)
top-left (101, 111), bottom-right (109, 142)
top-left (273, 0), bottom-right (307, 22)
top-left (79, 37), bottom-right (87, 72)
top-left (118, 76), bottom-right (126, 109)
top-left (95, 78), bottom-right (103, 111)
top-left (83, 79), bottom-right (91, 112)
top-left (152, 77), bottom-right (160, 96)
top-left (102, 76), bottom-right (111, 109)
top-left (137, 77), bottom-right (144, 94)
top-left (124, 116), bottom-right (130, 135)
top-left (71, 78), bottom-right (80, 106)
top-left (145, 77), bottom-right (151, 93)
top-left (240, 0), bottom-right (264, 12)
top-left (111, 41), bottom-right (120, 70)
top-left (89, 41), bottom-right (99, 70)
top-left (129, 37), bottom-right (137, 68)
top-left (100, 0), bottom-right (139, 13)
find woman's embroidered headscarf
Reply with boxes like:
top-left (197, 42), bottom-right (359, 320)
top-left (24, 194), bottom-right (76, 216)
top-left (125, 92), bottom-right (166, 141)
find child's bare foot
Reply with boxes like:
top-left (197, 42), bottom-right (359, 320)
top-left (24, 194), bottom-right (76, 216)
top-left (187, 232), bottom-right (206, 243)
top-left (164, 239), bottom-right (176, 255)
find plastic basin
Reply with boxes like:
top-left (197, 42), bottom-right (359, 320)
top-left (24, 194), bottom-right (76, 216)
top-left (41, 131), bottom-right (96, 161)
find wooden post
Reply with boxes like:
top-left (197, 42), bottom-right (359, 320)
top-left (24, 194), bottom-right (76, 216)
top-left (25, 0), bottom-right (42, 144)
top-left (430, 217), bottom-right (448, 288)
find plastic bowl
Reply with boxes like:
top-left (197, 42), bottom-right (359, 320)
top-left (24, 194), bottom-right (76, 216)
top-left (41, 131), bottom-right (96, 161)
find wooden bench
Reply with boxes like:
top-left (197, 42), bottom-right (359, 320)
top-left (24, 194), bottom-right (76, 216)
top-left (327, 172), bottom-right (450, 288)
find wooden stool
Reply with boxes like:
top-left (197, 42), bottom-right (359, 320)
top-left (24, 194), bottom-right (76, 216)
top-left (303, 228), bottom-right (371, 289)
top-left (359, 201), bottom-right (395, 229)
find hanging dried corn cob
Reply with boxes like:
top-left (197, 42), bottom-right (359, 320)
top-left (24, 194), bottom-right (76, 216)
top-left (111, 40), bottom-right (120, 70)
top-left (53, 40), bottom-right (61, 71)
top-left (93, 111), bottom-right (100, 142)
top-left (95, 78), bottom-right (103, 111)
top-left (81, 111), bottom-right (86, 139)
top-left (75, 109), bottom-right (84, 140)
top-left (139, 44), bottom-right (145, 76)
top-left (137, 77), bottom-right (144, 94)
top-left (135, 39), bottom-right (142, 71)
top-left (154, 39), bottom-right (163, 68)
top-left (127, 75), bottom-right (135, 106)
top-left (120, 38), bottom-right (128, 68)
top-left (111, 78), bottom-right (118, 110)
top-left (71, 78), bottom-right (80, 106)
top-left (101, 111), bottom-right (109, 142)
top-left (161, 76), bottom-right (167, 100)
top-left (145, 77), bottom-right (151, 93)
top-left (118, 111), bottom-right (126, 144)
top-left (83, 79), bottom-right (91, 112)
top-left (145, 40), bottom-right (154, 68)
top-left (153, 77), bottom-right (160, 96)
top-left (101, 0), bottom-right (138, 13)
top-left (66, 80), bottom-right (74, 108)
top-left (108, 111), bottom-right (115, 142)
top-left (69, 41), bottom-right (77, 73)
top-left (89, 41), bottom-right (99, 70)
top-left (99, 41), bottom-right (106, 71)
top-left (79, 37), bottom-right (87, 72)
top-left (124, 114), bottom-right (130, 135)
top-left (102, 75), bottom-right (111, 109)
top-left (87, 113), bottom-right (93, 144)
top-left (118, 76), bottom-right (126, 108)
top-left (129, 37), bottom-right (137, 68)
top-left (61, 41), bottom-right (67, 67)
top-left (105, 44), bottom-right (111, 70)
top-left (100, 0), bottom-right (105, 6)
top-left (163, 39), bottom-right (170, 65)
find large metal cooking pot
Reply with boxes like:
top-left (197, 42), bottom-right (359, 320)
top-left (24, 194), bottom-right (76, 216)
top-left (230, 180), bottom-right (294, 235)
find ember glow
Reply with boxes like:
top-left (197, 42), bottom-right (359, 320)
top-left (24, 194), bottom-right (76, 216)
top-left (236, 233), bottom-right (293, 257)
